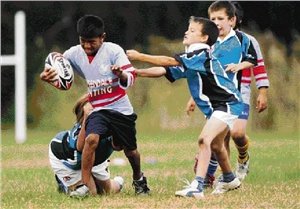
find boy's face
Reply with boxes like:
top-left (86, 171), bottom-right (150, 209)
top-left (183, 22), bottom-right (207, 46)
top-left (209, 9), bottom-right (234, 40)
top-left (79, 34), bottom-right (105, 56)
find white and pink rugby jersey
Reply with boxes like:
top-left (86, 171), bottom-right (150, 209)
top-left (241, 34), bottom-right (270, 104)
top-left (63, 42), bottom-right (136, 115)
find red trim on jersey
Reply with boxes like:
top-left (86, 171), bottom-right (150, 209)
top-left (121, 64), bottom-right (133, 70)
top-left (87, 55), bottom-right (95, 63)
top-left (90, 93), bottom-right (126, 108)
top-left (131, 70), bottom-right (137, 80)
top-left (242, 68), bottom-right (251, 76)
top-left (253, 65), bottom-right (266, 75)
top-left (89, 86), bottom-right (126, 102)
top-left (241, 79), bottom-right (251, 84)
top-left (257, 59), bottom-right (263, 63)
top-left (256, 76), bottom-right (268, 81)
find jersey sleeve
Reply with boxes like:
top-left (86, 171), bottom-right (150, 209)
top-left (54, 131), bottom-right (68, 141)
top-left (241, 32), bottom-right (257, 66)
top-left (249, 36), bottom-right (270, 89)
top-left (174, 49), bottom-right (208, 72)
top-left (63, 46), bottom-right (85, 78)
top-left (111, 44), bottom-right (136, 89)
top-left (165, 65), bottom-right (186, 82)
top-left (67, 123), bottom-right (81, 150)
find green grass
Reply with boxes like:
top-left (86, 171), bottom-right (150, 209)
top-left (1, 129), bottom-right (300, 209)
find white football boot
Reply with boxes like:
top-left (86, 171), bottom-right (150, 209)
top-left (175, 179), bottom-right (204, 199)
top-left (212, 177), bottom-right (241, 195)
top-left (69, 184), bottom-right (89, 198)
top-left (235, 156), bottom-right (250, 181)
top-left (113, 176), bottom-right (124, 191)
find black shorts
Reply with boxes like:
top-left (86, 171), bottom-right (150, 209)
top-left (85, 109), bottom-right (138, 150)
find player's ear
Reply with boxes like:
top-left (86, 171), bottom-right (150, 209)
top-left (231, 16), bottom-right (237, 28)
top-left (202, 34), bottom-right (209, 44)
top-left (101, 33), bottom-right (106, 40)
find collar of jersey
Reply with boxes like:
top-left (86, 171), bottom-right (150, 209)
top-left (185, 43), bottom-right (210, 53)
top-left (217, 28), bottom-right (235, 44)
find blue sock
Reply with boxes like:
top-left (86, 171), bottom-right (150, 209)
top-left (222, 172), bottom-right (235, 182)
top-left (207, 154), bottom-right (218, 177)
top-left (195, 176), bottom-right (204, 191)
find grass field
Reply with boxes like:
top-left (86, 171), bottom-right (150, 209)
top-left (1, 129), bottom-right (299, 209)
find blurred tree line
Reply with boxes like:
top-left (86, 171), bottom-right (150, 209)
top-left (1, 1), bottom-right (300, 131)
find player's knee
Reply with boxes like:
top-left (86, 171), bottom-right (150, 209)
top-left (231, 129), bottom-right (245, 141)
top-left (210, 142), bottom-right (220, 153)
top-left (198, 137), bottom-right (204, 146)
top-left (124, 149), bottom-right (138, 157)
top-left (198, 136), bottom-right (210, 147)
top-left (85, 134), bottom-right (99, 149)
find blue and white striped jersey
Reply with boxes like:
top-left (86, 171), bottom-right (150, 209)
top-left (165, 44), bottom-right (243, 118)
top-left (50, 123), bottom-right (114, 170)
top-left (212, 29), bottom-right (257, 90)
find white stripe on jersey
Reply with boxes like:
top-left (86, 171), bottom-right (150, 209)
top-left (52, 138), bottom-right (62, 143)
top-left (255, 73), bottom-right (268, 79)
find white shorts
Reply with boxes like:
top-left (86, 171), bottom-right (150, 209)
top-left (211, 110), bottom-right (238, 130)
top-left (48, 145), bottom-right (110, 189)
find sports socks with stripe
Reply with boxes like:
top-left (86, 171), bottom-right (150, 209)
top-left (235, 140), bottom-right (250, 164)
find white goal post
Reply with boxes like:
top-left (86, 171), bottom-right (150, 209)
top-left (0, 11), bottom-right (26, 143)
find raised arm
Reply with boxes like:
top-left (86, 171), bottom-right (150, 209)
top-left (126, 49), bottom-right (180, 66)
top-left (135, 67), bottom-right (167, 78)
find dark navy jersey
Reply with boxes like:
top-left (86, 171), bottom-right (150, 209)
top-left (213, 29), bottom-right (257, 91)
top-left (50, 123), bottom-right (114, 170)
top-left (165, 46), bottom-right (243, 118)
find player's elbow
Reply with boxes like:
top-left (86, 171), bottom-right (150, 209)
top-left (165, 57), bottom-right (179, 66)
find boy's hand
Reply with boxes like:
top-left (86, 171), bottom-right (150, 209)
top-left (185, 97), bottom-right (196, 116)
top-left (111, 65), bottom-right (123, 77)
top-left (225, 63), bottom-right (241, 73)
top-left (40, 67), bottom-right (58, 82)
top-left (256, 87), bottom-right (268, 113)
top-left (126, 49), bottom-right (141, 61)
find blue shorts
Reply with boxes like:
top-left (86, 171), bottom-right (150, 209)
top-left (238, 103), bottom-right (250, 120)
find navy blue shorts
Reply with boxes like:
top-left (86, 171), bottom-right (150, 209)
top-left (85, 109), bottom-right (138, 151)
top-left (238, 103), bottom-right (250, 120)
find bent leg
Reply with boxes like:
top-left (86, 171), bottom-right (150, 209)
top-left (94, 178), bottom-right (122, 194)
top-left (210, 128), bottom-right (231, 174)
top-left (195, 117), bottom-right (228, 178)
top-left (224, 131), bottom-right (231, 157)
top-left (231, 119), bottom-right (249, 163)
top-left (82, 133), bottom-right (99, 195)
top-left (92, 160), bottom-right (123, 194)
top-left (124, 148), bottom-right (142, 180)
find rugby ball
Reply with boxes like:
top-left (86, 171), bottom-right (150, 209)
top-left (45, 52), bottom-right (74, 90)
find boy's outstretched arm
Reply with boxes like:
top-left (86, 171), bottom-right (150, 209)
top-left (126, 49), bottom-right (179, 66)
top-left (135, 67), bottom-right (167, 78)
